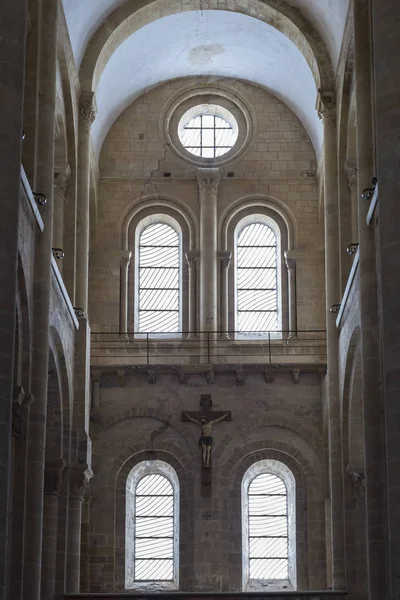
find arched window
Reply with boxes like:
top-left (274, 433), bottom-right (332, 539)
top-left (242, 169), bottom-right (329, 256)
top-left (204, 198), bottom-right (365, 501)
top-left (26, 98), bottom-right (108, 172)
top-left (136, 221), bottom-right (181, 334)
top-left (242, 460), bottom-right (296, 591)
top-left (126, 461), bottom-right (179, 590)
top-left (235, 218), bottom-right (279, 335)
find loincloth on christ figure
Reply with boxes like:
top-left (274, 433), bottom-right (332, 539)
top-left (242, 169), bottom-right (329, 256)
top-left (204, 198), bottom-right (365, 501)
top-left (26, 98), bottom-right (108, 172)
top-left (199, 435), bottom-right (213, 446)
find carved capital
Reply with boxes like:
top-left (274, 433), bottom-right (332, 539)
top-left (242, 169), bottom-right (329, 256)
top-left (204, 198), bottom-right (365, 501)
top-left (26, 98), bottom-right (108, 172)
top-left (12, 386), bottom-right (26, 439)
top-left (54, 164), bottom-right (71, 196)
top-left (284, 252), bottom-right (296, 272)
top-left (218, 251), bottom-right (232, 271)
top-left (197, 168), bottom-right (220, 195)
top-left (344, 157), bottom-right (358, 189)
top-left (79, 92), bottom-right (96, 125)
top-left (44, 460), bottom-right (66, 497)
top-left (120, 250), bottom-right (132, 271)
top-left (70, 467), bottom-right (92, 501)
top-left (316, 89), bottom-right (336, 120)
top-left (185, 250), bottom-right (199, 270)
top-left (346, 465), bottom-right (365, 508)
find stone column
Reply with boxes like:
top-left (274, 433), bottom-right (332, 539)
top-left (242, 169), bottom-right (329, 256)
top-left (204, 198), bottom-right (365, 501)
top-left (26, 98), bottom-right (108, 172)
top-left (371, 1), bottom-right (400, 597)
top-left (185, 251), bottom-right (199, 337)
top-left (218, 251), bottom-right (231, 338)
top-left (119, 251), bottom-right (131, 336)
top-left (66, 467), bottom-right (92, 593)
top-left (23, 1), bottom-right (58, 598)
top-left (197, 168), bottom-right (220, 334)
top-left (76, 92), bottom-right (96, 314)
top-left (53, 165), bottom-right (71, 274)
top-left (344, 157), bottom-right (358, 242)
top-left (317, 90), bottom-right (346, 590)
top-left (0, 2), bottom-right (26, 597)
top-left (41, 461), bottom-right (65, 600)
top-left (91, 371), bottom-right (101, 421)
top-left (284, 252), bottom-right (297, 337)
top-left (353, 1), bottom-right (387, 598)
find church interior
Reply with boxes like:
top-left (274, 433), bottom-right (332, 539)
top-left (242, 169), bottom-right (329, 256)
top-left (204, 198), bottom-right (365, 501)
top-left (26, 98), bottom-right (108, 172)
top-left (1, 0), bottom-right (399, 599)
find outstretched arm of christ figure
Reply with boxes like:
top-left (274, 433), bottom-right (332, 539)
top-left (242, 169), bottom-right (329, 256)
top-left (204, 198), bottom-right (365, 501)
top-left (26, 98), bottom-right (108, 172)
top-left (184, 412), bottom-right (202, 425)
top-left (210, 412), bottom-right (229, 425)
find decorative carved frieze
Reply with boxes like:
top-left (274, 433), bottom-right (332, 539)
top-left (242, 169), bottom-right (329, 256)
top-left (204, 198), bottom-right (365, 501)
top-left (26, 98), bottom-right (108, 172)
top-left (79, 91), bottom-right (96, 125)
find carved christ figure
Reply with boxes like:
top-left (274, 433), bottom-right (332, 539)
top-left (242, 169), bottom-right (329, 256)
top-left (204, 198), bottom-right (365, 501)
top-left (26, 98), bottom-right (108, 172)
top-left (184, 412), bottom-right (229, 467)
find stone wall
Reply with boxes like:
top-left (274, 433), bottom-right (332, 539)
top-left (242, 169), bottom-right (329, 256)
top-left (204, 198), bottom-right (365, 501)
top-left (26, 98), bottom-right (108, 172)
top-left (89, 77), bottom-right (325, 334)
top-left (87, 367), bottom-right (327, 592)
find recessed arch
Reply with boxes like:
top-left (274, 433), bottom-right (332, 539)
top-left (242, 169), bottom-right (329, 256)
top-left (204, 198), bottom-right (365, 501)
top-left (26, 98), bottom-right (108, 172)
top-left (120, 196), bottom-right (197, 251)
top-left (76, 0), bottom-right (334, 157)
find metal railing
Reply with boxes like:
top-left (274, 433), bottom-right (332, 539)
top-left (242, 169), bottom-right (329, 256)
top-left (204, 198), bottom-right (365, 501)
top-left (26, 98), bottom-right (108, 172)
top-left (91, 330), bottom-right (327, 366)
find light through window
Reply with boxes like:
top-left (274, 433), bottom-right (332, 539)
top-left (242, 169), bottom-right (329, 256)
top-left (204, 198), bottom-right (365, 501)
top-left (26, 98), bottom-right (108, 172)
top-left (134, 474), bottom-right (174, 581)
top-left (237, 222), bottom-right (278, 333)
top-left (138, 223), bottom-right (180, 333)
top-left (248, 473), bottom-right (288, 580)
top-left (178, 104), bottom-right (238, 158)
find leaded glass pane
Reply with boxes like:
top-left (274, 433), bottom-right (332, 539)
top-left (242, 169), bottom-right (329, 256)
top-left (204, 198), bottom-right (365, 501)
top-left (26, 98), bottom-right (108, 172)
top-left (138, 223), bottom-right (180, 333)
top-left (248, 473), bottom-right (288, 580)
top-left (237, 223), bottom-right (278, 333)
top-left (134, 474), bottom-right (174, 581)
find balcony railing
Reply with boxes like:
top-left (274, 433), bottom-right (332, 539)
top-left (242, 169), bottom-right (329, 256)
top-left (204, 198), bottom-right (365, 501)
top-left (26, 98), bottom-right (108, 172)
top-left (91, 330), bottom-right (327, 367)
top-left (65, 591), bottom-right (346, 599)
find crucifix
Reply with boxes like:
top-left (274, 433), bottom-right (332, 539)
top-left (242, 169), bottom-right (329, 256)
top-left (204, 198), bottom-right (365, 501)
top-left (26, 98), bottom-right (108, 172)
top-left (182, 394), bottom-right (231, 496)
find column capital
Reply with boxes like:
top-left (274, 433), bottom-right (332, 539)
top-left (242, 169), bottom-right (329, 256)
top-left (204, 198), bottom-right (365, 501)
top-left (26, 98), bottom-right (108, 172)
top-left (218, 250), bottom-right (232, 271)
top-left (120, 250), bottom-right (132, 271)
top-left (185, 250), bottom-right (200, 269)
top-left (69, 465), bottom-right (93, 502)
top-left (44, 460), bottom-right (66, 497)
top-left (79, 91), bottom-right (97, 125)
top-left (316, 89), bottom-right (336, 120)
top-left (54, 164), bottom-right (71, 196)
top-left (197, 168), bottom-right (220, 195)
top-left (344, 157), bottom-right (358, 189)
top-left (284, 250), bottom-right (297, 271)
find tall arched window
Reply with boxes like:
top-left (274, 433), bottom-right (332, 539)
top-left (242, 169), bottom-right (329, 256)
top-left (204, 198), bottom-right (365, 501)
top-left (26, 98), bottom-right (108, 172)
top-left (126, 461), bottom-right (179, 590)
top-left (137, 221), bottom-right (180, 334)
top-left (235, 219), bottom-right (279, 335)
top-left (242, 460), bottom-right (296, 591)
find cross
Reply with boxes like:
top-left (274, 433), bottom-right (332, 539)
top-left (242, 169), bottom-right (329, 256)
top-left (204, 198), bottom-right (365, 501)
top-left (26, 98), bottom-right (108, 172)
top-left (182, 394), bottom-right (231, 496)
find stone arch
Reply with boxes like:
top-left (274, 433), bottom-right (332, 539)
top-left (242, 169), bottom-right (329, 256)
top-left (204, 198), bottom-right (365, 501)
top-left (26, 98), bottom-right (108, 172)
top-left (79, 0), bottom-right (333, 96)
top-left (120, 195), bottom-right (197, 251)
top-left (9, 256), bottom-right (32, 600)
top-left (222, 440), bottom-right (326, 591)
top-left (221, 196), bottom-right (295, 335)
top-left (220, 195), bottom-right (296, 250)
top-left (115, 450), bottom-right (194, 591)
top-left (123, 200), bottom-right (195, 333)
top-left (42, 328), bottom-right (72, 598)
top-left (89, 412), bottom-right (195, 592)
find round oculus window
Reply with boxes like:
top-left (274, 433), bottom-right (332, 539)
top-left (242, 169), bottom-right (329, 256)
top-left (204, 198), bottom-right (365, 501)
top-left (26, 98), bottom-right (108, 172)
top-left (178, 104), bottom-right (239, 158)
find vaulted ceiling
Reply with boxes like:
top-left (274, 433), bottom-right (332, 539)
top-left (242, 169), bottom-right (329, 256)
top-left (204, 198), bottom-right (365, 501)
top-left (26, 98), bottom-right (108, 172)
top-left (61, 0), bottom-right (350, 158)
